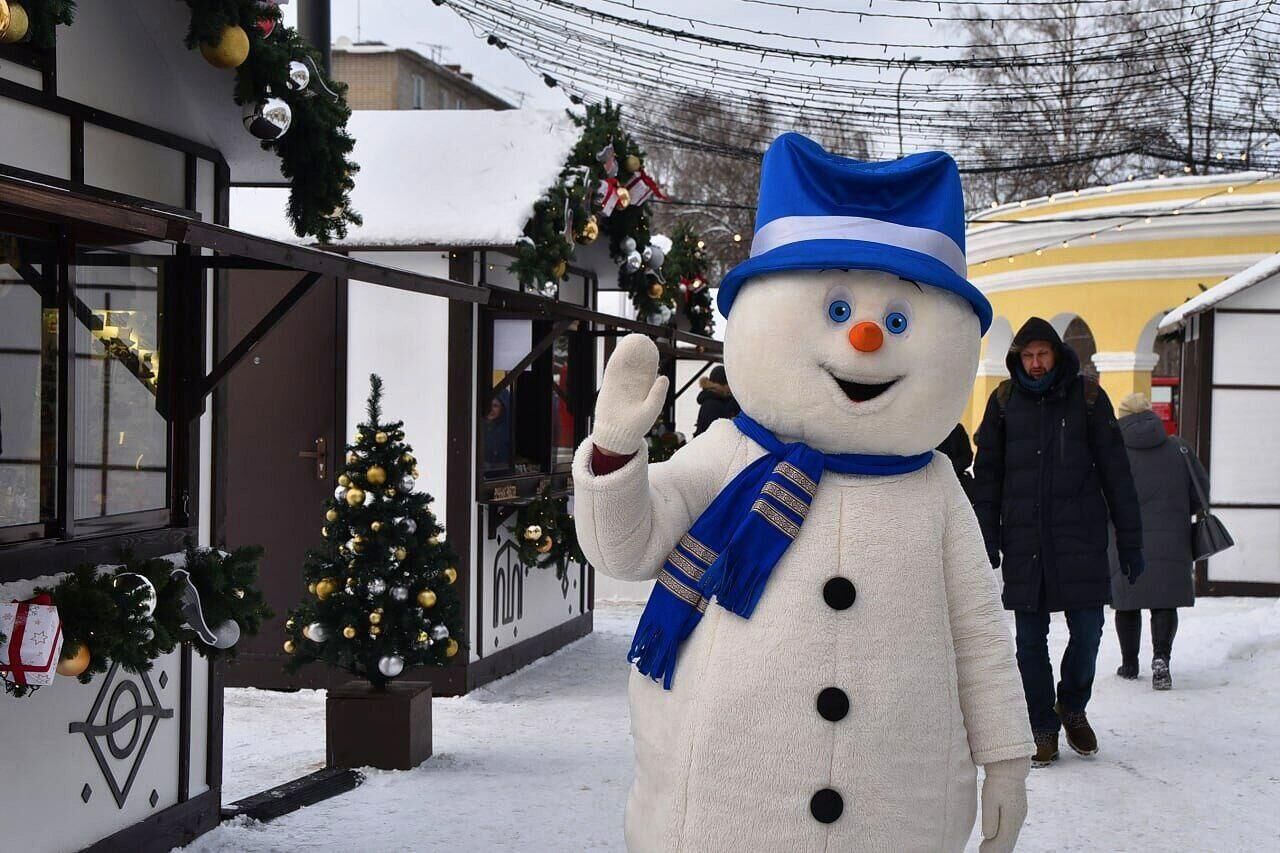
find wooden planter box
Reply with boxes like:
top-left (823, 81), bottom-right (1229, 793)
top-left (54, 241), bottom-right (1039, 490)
top-left (326, 681), bottom-right (433, 770)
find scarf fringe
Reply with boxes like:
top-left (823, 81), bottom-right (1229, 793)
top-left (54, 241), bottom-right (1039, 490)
top-left (628, 582), bottom-right (702, 690)
top-left (712, 546), bottom-right (772, 618)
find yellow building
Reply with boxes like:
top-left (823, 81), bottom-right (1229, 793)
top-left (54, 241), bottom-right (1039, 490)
top-left (964, 171), bottom-right (1280, 431)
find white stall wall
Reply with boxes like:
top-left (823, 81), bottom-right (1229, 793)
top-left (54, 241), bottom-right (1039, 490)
top-left (0, 95), bottom-right (71, 178)
top-left (479, 508), bottom-right (586, 656)
top-left (347, 252), bottom-right (453, 527)
top-left (1208, 391), bottom-right (1280, 505)
top-left (1208, 508), bottom-right (1280, 585)
top-left (1212, 312), bottom-right (1280, 387)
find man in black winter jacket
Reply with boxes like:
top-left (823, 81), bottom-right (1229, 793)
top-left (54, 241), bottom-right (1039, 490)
top-left (974, 317), bottom-right (1144, 767)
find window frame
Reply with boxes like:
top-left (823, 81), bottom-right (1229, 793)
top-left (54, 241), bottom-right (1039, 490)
top-left (0, 220), bottom-right (202, 577)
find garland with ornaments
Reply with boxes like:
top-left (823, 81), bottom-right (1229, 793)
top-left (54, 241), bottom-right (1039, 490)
top-left (1, 0), bottom-right (358, 243)
top-left (512, 101), bottom-right (713, 330)
top-left (660, 221), bottom-right (716, 337)
top-left (1, 543), bottom-right (270, 698)
top-left (285, 375), bottom-right (465, 689)
top-left (514, 495), bottom-right (585, 580)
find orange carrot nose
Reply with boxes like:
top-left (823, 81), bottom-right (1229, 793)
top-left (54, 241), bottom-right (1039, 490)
top-left (848, 321), bottom-right (884, 352)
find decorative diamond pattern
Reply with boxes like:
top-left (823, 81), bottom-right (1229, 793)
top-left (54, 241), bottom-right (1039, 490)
top-left (149, 789), bottom-right (159, 807)
top-left (81, 784), bottom-right (92, 803)
top-left (158, 671), bottom-right (168, 690)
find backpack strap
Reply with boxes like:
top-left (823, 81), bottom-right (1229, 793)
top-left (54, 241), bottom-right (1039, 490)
top-left (1082, 378), bottom-right (1101, 412)
top-left (995, 380), bottom-right (1014, 417)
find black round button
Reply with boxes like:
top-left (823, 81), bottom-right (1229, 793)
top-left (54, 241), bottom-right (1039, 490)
top-left (816, 687), bottom-right (849, 722)
top-left (810, 788), bottom-right (844, 824)
top-left (823, 577), bottom-right (856, 610)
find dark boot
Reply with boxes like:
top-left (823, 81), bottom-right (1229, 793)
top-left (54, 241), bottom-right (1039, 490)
top-left (1055, 702), bottom-right (1098, 756)
top-left (1152, 657), bottom-right (1173, 691)
top-left (1032, 731), bottom-right (1059, 767)
top-left (1116, 660), bottom-right (1139, 679)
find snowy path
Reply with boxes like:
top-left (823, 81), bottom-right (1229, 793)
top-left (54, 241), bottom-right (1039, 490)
top-left (189, 598), bottom-right (1279, 852)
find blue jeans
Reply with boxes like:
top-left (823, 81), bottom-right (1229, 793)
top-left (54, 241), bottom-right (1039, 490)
top-left (1014, 606), bottom-right (1105, 734)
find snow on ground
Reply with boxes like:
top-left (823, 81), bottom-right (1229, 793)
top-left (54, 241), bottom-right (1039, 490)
top-left (189, 597), bottom-right (1279, 852)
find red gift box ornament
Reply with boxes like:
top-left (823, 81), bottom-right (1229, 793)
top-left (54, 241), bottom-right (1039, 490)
top-left (0, 593), bottom-right (63, 694)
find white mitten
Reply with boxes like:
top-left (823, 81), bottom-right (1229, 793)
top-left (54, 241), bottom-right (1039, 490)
top-left (592, 333), bottom-right (670, 456)
top-left (979, 756), bottom-right (1030, 853)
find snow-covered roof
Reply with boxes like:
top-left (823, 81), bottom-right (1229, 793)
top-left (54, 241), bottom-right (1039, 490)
top-left (1159, 253), bottom-right (1280, 331)
top-left (231, 109), bottom-right (579, 247)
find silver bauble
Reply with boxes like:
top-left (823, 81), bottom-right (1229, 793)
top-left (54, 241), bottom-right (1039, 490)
top-left (243, 96), bottom-right (292, 141)
top-left (304, 621), bottom-right (328, 643)
top-left (362, 489), bottom-right (375, 506)
top-left (430, 624), bottom-right (450, 641)
top-left (541, 281), bottom-right (559, 299)
top-left (398, 475), bottom-right (416, 492)
top-left (642, 244), bottom-right (665, 270)
top-left (400, 518), bottom-right (417, 534)
top-left (624, 251), bottom-right (642, 273)
top-left (367, 578), bottom-right (387, 595)
top-left (622, 237), bottom-right (637, 253)
top-left (212, 619), bottom-right (242, 649)
top-left (114, 573), bottom-right (158, 619)
top-left (334, 486), bottom-right (347, 500)
top-left (377, 655), bottom-right (405, 678)
top-left (287, 59), bottom-right (311, 92)
top-left (390, 586), bottom-right (409, 602)
top-left (344, 538), bottom-right (357, 553)
top-left (654, 305), bottom-right (675, 325)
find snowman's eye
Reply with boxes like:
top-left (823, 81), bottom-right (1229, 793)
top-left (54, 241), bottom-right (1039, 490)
top-left (827, 300), bottom-right (852, 323)
top-left (885, 311), bottom-right (909, 335)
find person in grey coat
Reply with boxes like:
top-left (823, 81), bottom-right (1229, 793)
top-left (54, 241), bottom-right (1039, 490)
top-left (1109, 393), bottom-right (1209, 690)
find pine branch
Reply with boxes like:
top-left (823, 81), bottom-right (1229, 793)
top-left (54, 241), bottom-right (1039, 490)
top-left (366, 374), bottom-right (383, 425)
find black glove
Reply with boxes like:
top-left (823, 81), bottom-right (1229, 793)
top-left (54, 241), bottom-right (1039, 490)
top-left (1119, 549), bottom-right (1146, 585)
top-left (988, 546), bottom-right (1001, 570)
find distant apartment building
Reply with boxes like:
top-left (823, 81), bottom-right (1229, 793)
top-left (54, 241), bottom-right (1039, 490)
top-left (331, 37), bottom-right (513, 111)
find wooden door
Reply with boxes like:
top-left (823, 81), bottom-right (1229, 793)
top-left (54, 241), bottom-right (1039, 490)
top-left (215, 270), bottom-right (342, 689)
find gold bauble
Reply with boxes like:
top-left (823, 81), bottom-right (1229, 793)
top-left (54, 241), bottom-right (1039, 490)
top-left (402, 453), bottom-right (415, 464)
top-left (394, 547), bottom-right (408, 561)
top-left (537, 536), bottom-right (555, 554)
top-left (368, 611), bottom-right (382, 625)
top-left (345, 488), bottom-right (365, 507)
top-left (56, 644), bottom-right (91, 677)
top-left (446, 638), bottom-right (459, 658)
top-left (371, 521), bottom-right (383, 532)
top-left (624, 153), bottom-right (642, 173)
top-left (326, 509), bottom-right (339, 522)
top-left (301, 623), bottom-right (312, 641)
top-left (338, 474), bottom-right (351, 487)
top-left (346, 576), bottom-right (357, 588)
top-left (578, 217), bottom-right (600, 244)
top-left (199, 24), bottom-right (251, 69)
top-left (375, 431), bottom-right (389, 444)
top-left (307, 582), bottom-right (317, 595)
top-left (351, 535), bottom-right (365, 552)
top-left (355, 432), bottom-right (365, 443)
top-left (366, 465), bottom-right (387, 485)
top-left (0, 2), bottom-right (30, 44)
top-left (386, 488), bottom-right (397, 498)
top-left (616, 186), bottom-right (632, 209)
top-left (315, 578), bottom-right (338, 600)
top-left (321, 527), bottom-right (329, 537)
top-left (428, 534), bottom-right (442, 545)
top-left (286, 618), bottom-right (297, 630)
top-left (369, 625), bottom-right (382, 636)
top-left (417, 630), bottom-right (430, 644)
top-left (417, 589), bottom-right (438, 608)
top-left (552, 260), bottom-right (568, 280)
top-left (283, 640), bottom-right (297, 654)
top-left (347, 452), bottom-right (358, 465)
top-left (523, 525), bottom-right (542, 541)
top-left (443, 567), bottom-right (458, 585)
top-left (342, 625), bottom-right (357, 639)
top-left (411, 465), bottom-right (420, 478)
top-left (647, 282), bottom-right (664, 299)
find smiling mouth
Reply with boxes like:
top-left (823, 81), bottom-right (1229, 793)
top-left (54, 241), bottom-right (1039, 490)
top-left (832, 374), bottom-right (899, 403)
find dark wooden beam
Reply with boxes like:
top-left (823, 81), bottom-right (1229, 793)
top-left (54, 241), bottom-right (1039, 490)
top-left (487, 319), bottom-right (574, 404)
top-left (221, 768), bottom-right (363, 824)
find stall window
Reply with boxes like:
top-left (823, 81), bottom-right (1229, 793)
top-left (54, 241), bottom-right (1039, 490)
top-left (0, 215), bottom-right (183, 547)
top-left (0, 227), bottom-right (58, 533)
top-left (73, 249), bottom-right (169, 520)
top-left (481, 314), bottom-right (590, 481)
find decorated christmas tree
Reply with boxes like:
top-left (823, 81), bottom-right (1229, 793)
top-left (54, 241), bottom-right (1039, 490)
top-left (662, 221), bottom-right (716, 337)
top-left (284, 375), bottom-right (464, 688)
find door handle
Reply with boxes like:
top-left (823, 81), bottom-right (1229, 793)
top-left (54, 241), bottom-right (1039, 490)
top-left (298, 437), bottom-right (327, 480)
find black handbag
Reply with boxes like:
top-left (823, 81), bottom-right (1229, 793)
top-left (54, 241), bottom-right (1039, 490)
top-left (1180, 444), bottom-right (1234, 560)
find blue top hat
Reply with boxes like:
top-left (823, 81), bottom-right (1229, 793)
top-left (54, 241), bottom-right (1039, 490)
top-left (718, 133), bottom-right (992, 333)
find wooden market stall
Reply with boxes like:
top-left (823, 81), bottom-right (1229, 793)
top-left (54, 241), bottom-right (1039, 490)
top-left (227, 108), bottom-right (721, 695)
top-left (1159, 253), bottom-right (1280, 596)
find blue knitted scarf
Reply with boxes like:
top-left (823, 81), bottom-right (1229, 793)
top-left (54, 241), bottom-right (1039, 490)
top-left (629, 413), bottom-right (934, 689)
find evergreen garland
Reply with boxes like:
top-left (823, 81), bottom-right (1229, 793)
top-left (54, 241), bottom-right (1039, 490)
top-left (513, 496), bottom-right (585, 580)
top-left (662, 221), bottom-right (716, 337)
top-left (284, 375), bottom-right (466, 689)
top-left (17, 1), bottom-right (358, 242)
top-left (3, 544), bottom-right (270, 698)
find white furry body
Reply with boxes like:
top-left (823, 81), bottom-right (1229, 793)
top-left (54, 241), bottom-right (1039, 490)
top-left (573, 420), bottom-right (1033, 852)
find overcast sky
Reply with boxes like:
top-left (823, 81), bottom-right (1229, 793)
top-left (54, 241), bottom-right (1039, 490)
top-left (285, 0), bottom-right (955, 157)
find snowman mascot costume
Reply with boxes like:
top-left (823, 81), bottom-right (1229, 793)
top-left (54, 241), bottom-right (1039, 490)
top-left (573, 134), bottom-right (1034, 852)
